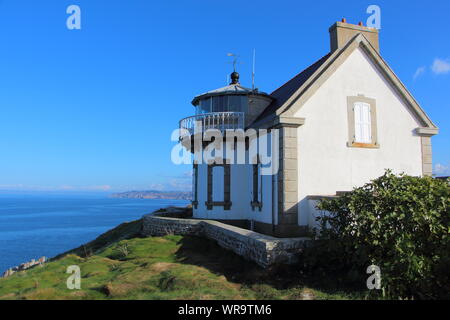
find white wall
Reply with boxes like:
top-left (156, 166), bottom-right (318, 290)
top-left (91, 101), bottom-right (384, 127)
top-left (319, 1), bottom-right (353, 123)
top-left (294, 47), bottom-right (424, 227)
top-left (193, 156), bottom-right (275, 225)
top-left (248, 173), bottom-right (276, 224)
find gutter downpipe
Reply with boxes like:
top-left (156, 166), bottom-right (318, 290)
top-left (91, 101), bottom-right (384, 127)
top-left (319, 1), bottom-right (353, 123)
top-left (271, 168), bottom-right (276, 235)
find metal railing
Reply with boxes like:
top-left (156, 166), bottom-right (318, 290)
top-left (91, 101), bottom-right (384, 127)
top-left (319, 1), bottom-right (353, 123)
top-left (179, 112), bottom-right (245, 136)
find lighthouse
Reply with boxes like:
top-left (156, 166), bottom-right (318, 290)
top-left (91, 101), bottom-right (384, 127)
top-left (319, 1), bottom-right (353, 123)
top-left (179, 71), bottom-right (274, 226)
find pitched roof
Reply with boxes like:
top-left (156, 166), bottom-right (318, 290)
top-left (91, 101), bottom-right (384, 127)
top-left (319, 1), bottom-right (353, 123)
top-left (252, 33), bottom-right (437, 130)
top-left (253, 53), bottom-right (331, 123)
top-left (205, 84), bottom-right (252, 94)
top-left (191, 84), bottom-right (250, 105)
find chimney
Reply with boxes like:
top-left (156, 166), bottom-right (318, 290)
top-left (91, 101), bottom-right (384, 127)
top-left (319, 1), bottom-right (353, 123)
top-left (329, 19), bottom-right (379, 53)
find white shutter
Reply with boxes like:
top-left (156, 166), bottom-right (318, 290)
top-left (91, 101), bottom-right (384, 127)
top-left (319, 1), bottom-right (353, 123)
top-left (354, 102), bottom-right (372, 143)
top-left (354, 102), bottom-right (363, 142)
top-left (362, 102), bottom-right (372, 143)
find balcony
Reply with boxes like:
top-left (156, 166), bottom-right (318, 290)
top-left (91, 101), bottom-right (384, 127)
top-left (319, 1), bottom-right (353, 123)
top-left (179, 112), bottom-right (245, 137)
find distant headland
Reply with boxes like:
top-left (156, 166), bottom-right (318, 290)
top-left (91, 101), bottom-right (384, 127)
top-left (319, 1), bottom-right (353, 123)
top-left (110, 190), bottom-right (192, 200)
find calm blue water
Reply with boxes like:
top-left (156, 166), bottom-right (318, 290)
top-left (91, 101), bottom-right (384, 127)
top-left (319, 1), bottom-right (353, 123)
top-left (0, 195), bottom-right (189, 273)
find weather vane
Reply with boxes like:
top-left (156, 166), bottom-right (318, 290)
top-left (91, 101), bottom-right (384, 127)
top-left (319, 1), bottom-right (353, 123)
top-left (227, 53), bottom-right (240, 72)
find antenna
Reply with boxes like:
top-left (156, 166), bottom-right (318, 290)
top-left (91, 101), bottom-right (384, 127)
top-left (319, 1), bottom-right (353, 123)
top-left (252, 49), bottom-right (256, 90)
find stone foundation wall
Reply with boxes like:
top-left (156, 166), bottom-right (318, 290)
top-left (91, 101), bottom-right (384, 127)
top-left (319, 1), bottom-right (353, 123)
top-left (142, 216), bottom-right (202, 237)
top-left (142, 212), bottom-right (310, 268)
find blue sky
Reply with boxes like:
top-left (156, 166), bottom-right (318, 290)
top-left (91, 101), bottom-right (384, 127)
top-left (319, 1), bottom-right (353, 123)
top-left (0, 0), bottom-right (449, 193)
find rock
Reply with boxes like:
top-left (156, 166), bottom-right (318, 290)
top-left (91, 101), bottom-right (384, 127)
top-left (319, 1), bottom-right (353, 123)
top-left (1, 256), bottom-right (47, 278)
top-left (2, 268), bottom-right (15, 278)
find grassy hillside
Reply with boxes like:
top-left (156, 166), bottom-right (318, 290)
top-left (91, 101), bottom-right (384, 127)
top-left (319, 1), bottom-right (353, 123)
top-left (0, 219), bottom-right (366, 300)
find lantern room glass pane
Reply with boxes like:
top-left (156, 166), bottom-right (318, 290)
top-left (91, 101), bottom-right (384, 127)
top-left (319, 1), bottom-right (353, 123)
top-left (212, 96), bottom-right (228, 112)
top-left (228, 95), bottom-right (248, 113)
top-left (197, 98), bottom-right (211, 114)
top-left (196, 95), bottom-right (248, 114)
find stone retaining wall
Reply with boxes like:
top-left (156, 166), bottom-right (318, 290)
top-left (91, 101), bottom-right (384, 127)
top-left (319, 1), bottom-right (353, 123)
top-left (142, 212), bottom-right (310, 268)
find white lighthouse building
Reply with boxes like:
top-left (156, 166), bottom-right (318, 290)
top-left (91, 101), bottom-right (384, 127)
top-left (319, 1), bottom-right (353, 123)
top-left (179, 20), bottom-right (438, 237)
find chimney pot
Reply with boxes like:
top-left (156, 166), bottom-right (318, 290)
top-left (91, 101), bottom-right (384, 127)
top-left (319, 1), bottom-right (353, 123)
top-left (341, 18), bottom-right (346, 23)
top-left (358, 21), bottom-right (363, 26)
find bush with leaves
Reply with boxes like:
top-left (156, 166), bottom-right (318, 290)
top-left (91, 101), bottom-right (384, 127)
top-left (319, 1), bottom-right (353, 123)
top-left (301, 171), bottom-right (449, 299)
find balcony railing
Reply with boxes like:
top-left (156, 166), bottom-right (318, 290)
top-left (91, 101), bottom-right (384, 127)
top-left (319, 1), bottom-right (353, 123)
top-left (179, 112), bottom-right (245, 136)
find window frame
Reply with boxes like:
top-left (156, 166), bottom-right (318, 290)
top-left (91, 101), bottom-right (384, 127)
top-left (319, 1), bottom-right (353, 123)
top-left (192, 164), bottom-right (198, 209)
top-left (205, 164), bottom-right (231, 210)
top-left (251, 161), bottom-right (263, 211)
top-left (347, 95), bottom-right (379, 149)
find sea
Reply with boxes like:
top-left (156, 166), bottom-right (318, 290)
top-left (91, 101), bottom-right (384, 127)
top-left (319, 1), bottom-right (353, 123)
top-left (0, 194), bottom-right (189, 273)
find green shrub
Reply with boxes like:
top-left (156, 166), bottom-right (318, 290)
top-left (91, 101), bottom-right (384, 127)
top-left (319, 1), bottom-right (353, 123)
top-left (302, 171), bottom-right (449, 299)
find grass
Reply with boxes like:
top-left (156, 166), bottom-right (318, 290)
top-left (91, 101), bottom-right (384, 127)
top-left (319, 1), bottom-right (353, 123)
top-left (0, 219), bottom-right (370, 300)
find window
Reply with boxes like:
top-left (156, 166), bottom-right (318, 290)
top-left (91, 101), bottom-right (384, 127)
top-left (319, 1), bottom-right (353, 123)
top-left (228, 95), bottom-right (248, 113)
top-left (212, 166), bottom-right (224, 201)
top-left (206, 164), bottom-right (231, 210)
top-left (197, 95), bottom-right (248, 114)
top-left (212, 96), bottom-right (228, 113)
top-left (228, 95), bottom-right (241, 112)
top-left (347, 96), bottom-right (379, 148)
top-left (197, 98), bottom-right (211, 114)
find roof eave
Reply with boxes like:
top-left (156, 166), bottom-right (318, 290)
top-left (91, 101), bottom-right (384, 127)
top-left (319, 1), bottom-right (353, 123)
top-left (191, 91), bottom-right (273, 106)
